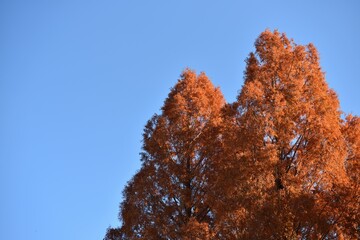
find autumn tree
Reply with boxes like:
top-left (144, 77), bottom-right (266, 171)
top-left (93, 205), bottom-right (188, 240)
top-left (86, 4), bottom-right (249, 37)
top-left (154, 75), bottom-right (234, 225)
top-left (105, 30), bottom-right (359, 240)
top-left (219, 30), bottom-right (359, 239)
top-left (105, 70), bottom-right (225, 239)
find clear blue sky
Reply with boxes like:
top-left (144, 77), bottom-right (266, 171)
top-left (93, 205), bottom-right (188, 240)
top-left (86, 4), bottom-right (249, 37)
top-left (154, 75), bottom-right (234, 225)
top-left (1, 1), bottom-right (359, 239)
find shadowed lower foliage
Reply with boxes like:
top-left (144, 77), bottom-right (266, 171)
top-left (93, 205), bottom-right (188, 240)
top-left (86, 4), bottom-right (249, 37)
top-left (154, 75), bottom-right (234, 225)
top-left (105, 30), bottom-right (360, 240)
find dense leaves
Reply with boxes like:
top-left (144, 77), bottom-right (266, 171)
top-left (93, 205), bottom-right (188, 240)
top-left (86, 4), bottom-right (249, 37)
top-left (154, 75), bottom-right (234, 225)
top-left (105, 30), bottom-right (359, 239)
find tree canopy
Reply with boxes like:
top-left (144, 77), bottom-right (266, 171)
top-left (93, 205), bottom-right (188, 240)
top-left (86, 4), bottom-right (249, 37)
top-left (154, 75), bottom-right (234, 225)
top-left (105, 30), bottom-right (359, 240)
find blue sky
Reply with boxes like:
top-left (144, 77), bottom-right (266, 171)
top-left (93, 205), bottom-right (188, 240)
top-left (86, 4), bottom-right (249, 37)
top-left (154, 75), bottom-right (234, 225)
top-left (1, 1), bottom-right (359, 239)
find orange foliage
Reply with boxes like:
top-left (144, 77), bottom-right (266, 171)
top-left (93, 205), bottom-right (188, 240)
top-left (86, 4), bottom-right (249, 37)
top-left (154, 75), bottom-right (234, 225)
top-left (105, 31), bottom-right (359, 240)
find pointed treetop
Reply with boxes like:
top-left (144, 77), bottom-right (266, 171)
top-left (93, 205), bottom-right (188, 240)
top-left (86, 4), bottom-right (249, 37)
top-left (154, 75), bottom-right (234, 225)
top-left (162, 68), bottom-right (225, 124)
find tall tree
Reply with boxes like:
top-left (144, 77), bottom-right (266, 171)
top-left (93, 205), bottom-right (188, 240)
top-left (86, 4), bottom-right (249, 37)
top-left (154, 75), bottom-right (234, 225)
top-left (220, 30), bottom-right (358, 239)
top-left (105, 69), bottom-right (225, 239)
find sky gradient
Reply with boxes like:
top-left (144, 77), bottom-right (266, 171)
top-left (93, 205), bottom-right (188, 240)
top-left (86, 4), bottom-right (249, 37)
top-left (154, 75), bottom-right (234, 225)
top-left (1, 1), bottom-right (360, 240)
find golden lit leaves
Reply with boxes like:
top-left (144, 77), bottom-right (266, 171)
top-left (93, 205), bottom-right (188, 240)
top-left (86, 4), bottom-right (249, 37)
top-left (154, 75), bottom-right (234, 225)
top-left (342, 114), bottom-right (360, 183)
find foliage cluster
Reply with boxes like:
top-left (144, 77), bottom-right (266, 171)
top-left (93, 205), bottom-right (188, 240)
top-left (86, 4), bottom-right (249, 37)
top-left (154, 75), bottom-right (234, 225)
top-left (105, 30), bottom-right (360, 239)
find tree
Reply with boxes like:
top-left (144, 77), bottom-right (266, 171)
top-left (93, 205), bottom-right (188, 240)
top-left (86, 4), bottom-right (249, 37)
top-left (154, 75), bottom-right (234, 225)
top-left (219, 30), bottom-right (358, 239)
top-left (105, 30), bottom-right (359, 239)
top-left (105, 69), bottom-right (225, 239)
